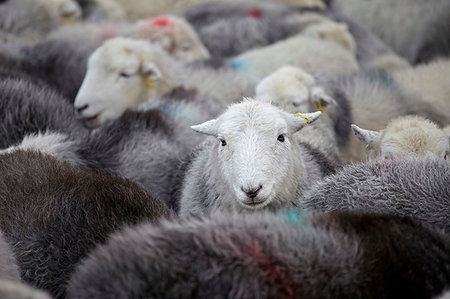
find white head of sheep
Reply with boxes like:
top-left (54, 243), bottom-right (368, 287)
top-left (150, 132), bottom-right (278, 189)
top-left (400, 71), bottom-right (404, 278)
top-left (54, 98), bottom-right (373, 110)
top-left (74, 37), bottom-right (176, 127)
top-left (191, 100), bottom-right (321, 209)
top-left (131, 15), bottom-right (210, 62)
top-left (255, 66), bottom-right (336, 114)
top-left (351, 116), bottom-right (450, 160)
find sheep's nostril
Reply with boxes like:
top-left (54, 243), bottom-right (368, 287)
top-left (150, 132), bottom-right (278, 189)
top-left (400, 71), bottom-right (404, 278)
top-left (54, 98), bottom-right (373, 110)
top-left (241, 185), bottom-right (263, 199)
top-left (76, 104), bottom-right (89, 114)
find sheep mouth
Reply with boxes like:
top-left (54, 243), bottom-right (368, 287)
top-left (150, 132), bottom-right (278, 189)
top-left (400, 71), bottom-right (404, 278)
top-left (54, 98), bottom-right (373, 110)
top-left (240, 198), bottom-right (270, 209)
top-left (81, 113), bottom-right (101, 127)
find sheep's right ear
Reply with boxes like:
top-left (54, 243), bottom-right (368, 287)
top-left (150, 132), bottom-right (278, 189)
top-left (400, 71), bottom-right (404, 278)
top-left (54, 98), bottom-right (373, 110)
top-left (287, 111), bottom-right (322, 133)
top-left (141, 62), bottom-right (162, 80)
top-left (191, 119), bottom-right (218, 136)
top-left (351, 124), bottom-right (379, 146)
top-left (311, 86), bottom-right (336, 111)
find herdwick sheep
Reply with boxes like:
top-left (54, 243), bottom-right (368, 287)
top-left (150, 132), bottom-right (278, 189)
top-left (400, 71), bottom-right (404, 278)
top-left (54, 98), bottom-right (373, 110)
top-left (76, 108), bottom-right (208, 210)
top-left (74, 37), bottom-right (255, 126)
top-left (67, 210), bottom-right (450, 299)
top-left (0, 150), bottom-right (171, 298)
top-left (256, 66), bottom-right (449, 162)
top-left (351, 116), bottom-right (450, 160)
top-left (131, 15), bottom-right (210, 62)
top-left (299, 158), bottom-right (450, 232)
top-left (0, 0), bottom-right (80, 41)
top-left (254, 65), bottom-right (352, 162)
top-left (110, 0), bottom-right (327, 21)
top-left (179, 100), bottom-right (336, 216)
top-left (334, 0), bottom-right (450, 60)
top-left (0, 75), bottom-right (88, 149)
top-left (227, 34), bottom-right (359, 80)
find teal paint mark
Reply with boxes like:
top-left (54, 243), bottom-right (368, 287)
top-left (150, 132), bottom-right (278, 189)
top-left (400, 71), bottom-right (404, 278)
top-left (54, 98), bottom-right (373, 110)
top-left (278, 208), bottom-right (307, 226)
top-left (227, 57), bottom-right (249, 72)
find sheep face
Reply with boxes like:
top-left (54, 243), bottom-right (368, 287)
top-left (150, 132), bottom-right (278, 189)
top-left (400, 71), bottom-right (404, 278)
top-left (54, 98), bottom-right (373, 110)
top-left (132, 15), bottom-right (210, 62)
top-left (352, 116), bottom-right (450, 160)
top-left (255, 66), bottom-right (336, 113)
top-left (45, 0), bottom-right (82, 24)
top-left (192, 100), bottom-right (321, 210)
top-left (74, 38), bottom-right (173, 127)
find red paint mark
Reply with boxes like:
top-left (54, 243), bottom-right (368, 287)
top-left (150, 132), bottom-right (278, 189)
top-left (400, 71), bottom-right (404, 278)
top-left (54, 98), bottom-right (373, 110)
top-left (151, 16), bottom-right (171, 27)
top-left (247, 8), bottom-right (263, 18)
top-left (245, 240), bottom-right (298, 298)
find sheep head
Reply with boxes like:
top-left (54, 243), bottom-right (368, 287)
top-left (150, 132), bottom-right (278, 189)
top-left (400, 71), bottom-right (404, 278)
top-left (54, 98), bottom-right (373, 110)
top-left (352, 116), bottom-right (450, 160)
top-left (74, 37), bottom-right (176, 127)
top-left (192, 99), bottom-right (321, 210)
top-left (255, 66), bottom-right (336, 113)
top-left (132, 15), bottom-right (210, 62)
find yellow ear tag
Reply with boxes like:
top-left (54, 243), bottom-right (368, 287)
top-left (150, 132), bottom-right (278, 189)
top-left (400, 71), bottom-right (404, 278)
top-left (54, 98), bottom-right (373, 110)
top-left (145, 78), bottom-right (155, 88)
top-left (316, 100), bottom-right (324, 112)
top-left (294, 114), bottom-right (311, 124)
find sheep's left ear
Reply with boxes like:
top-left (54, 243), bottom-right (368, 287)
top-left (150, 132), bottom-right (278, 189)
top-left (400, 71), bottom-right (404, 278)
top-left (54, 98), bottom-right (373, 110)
top-left (351, 124), bottom-right (380, 146)
top-left (310, 86), bottom-right (336, 112)
top-left (287, 111), bottom-right (321, 133)
top-left (141, 62), bottom-right (162, 80)
top-left (191, 119), bottom-right (218, 136)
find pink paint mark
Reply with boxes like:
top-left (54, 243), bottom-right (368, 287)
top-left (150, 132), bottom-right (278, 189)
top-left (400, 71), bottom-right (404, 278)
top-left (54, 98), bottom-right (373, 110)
top-left (151, 16), bottom-right (171, 27)
top-left (98, 25), bottom-right (117, 42)
top-left (245, 240), bottom-right (298, 298)
top-left (247, 8), bottom-right (263, 18)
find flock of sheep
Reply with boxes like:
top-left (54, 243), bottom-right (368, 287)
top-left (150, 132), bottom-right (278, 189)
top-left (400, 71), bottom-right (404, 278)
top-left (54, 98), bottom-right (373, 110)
top-left (0, 0), bottom-right (449, 298)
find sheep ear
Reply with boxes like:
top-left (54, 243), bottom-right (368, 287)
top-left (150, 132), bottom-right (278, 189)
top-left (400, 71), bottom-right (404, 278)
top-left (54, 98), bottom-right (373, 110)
top-left (191, 119), bottom-right (218, 136)
top-left (311, 86), bottom-right (336, 112)
top-left (288, 111), bottom-right (322, 133)
top-left (351, 124), bottom-right (379, 146)
top-left (141, 62), bottom-right (162, 80)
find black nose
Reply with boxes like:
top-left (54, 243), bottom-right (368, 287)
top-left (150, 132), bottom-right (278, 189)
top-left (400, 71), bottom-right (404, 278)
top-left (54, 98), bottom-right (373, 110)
top-left (76, 104), bottom-right (89, 114)
top-left (241, 185), bottom-right (262, 199)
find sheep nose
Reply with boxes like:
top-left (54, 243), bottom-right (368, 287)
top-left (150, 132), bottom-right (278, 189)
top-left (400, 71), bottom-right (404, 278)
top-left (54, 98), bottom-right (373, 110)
top-left (241, 185), bottom-right (262, 199)
top-left (76, 104), bottom-right (89, 114)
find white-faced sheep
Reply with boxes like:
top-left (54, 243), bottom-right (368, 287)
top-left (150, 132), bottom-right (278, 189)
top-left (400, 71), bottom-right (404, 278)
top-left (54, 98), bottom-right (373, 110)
top-left (74, 37), bottom-right (254, 126)
top-left (227, 34), bottom-right (358, 80)
top-left (66, 210), bottom-right (450, 299)
top-left (255, 65), bottom-right (352, 162)
top-left (351, 116), bottom-right (450, 160)
top-left (0, 75), bottom-right (88, 149)
top-left (0, 150), bottom-right (171, 298)
top-left (131, 15), bottom-right (210, 62)
top-left (299, 158), bottom-right (450, 232)
top-left (179, 100), bottom-right (336, 216)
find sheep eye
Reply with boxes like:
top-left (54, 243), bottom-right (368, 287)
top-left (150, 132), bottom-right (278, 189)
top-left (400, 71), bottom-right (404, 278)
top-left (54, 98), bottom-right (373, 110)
top-left (219, 139), bottom-right (227, 146)
top-left (119, 72), bottom-right (132, 78)
top-left (277, 135), bottom-right (285, 142)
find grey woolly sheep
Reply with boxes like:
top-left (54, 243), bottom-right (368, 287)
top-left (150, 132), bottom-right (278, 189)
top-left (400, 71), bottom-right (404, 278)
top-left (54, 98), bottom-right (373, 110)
top-left (0, 150), bottom-right (171, 298)
top-left (179, 100), bottom-right (335, 215)
top-left (299, 158), bottom-right (450, 232)
top-left (0, 75), bottom-right (88, 149)
top-left (334, 0), bottom-right (450, 60)
top-left (67, 210), bottom-right (450, 299)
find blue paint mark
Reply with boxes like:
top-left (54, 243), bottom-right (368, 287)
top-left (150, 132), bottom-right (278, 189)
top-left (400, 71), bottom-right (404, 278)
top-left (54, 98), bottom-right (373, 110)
top-left (227, 57), bottom-right (249, 72)
top-left (159, 104), bottom-right (175, 116)
top-left (278, 208), bottom-right (308, 226)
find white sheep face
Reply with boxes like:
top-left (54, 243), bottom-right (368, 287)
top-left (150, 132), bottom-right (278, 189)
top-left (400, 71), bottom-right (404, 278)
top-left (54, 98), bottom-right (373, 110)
top-left (352, 116), bottom-right (450, 160)
top-left (74, 38), bottom-right (170, 127)
top-left (255, 66), bottom-right (336, 114)
top-left (192, 100), bottom-right (321, 210)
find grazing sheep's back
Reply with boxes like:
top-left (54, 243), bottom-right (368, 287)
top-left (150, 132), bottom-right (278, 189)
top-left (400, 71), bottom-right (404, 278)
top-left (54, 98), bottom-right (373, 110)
top-left (300, 158), bottom-right (450, 232)
top-left (67, 210), bottom-right (450, 299)
top-left (0, 76), bottom-right (88, 149)
top-left (0, 150), bottom-right (171, 298)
